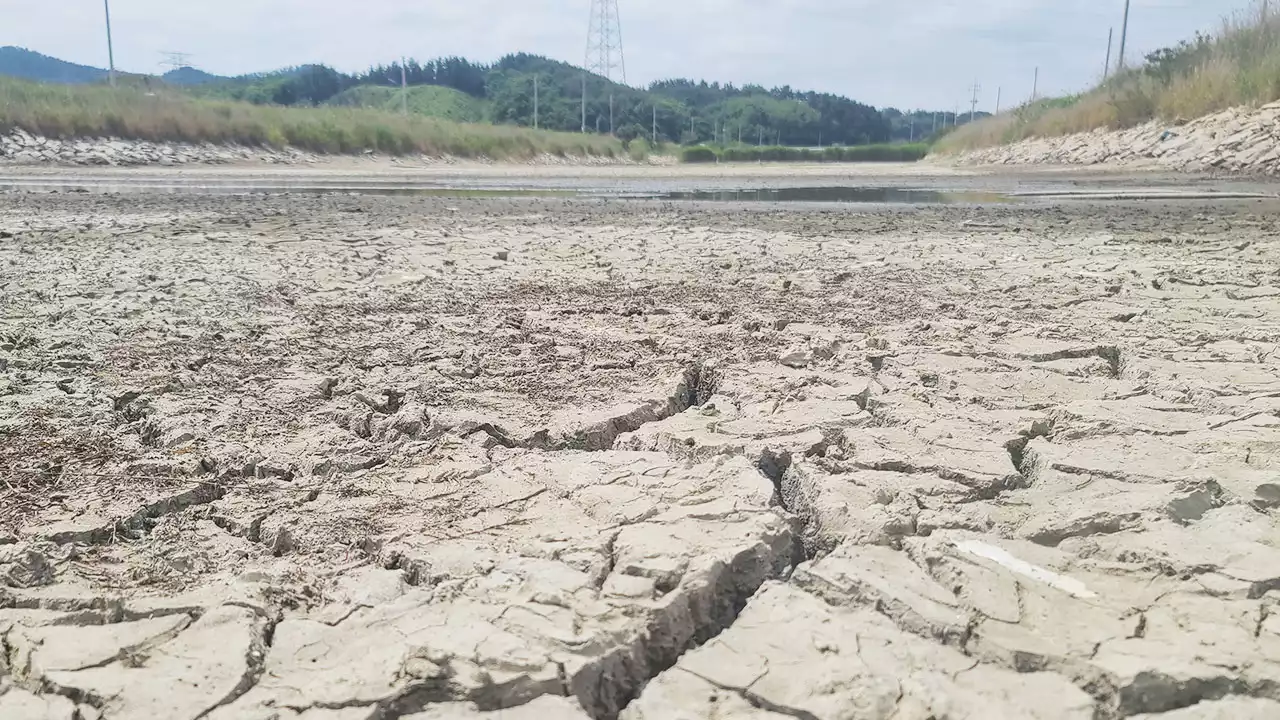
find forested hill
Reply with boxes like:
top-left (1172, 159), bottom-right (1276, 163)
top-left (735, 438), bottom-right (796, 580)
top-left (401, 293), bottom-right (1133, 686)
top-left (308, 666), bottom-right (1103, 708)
top-left (1, 46), bottom-right (979, 145)
top-left (0, 47), bottom-right (107, 84)
top-left (186, 53), bottom-right (977, 145)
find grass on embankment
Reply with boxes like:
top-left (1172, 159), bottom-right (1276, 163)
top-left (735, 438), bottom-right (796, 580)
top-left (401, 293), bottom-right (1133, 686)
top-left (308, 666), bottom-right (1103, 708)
top-left (326, 85), bottom-right (488, 124)
top-left (680, 143), bottom-right (929, 163)
top-left (936, 1), bottom-right (1280, 154)
top-left (0, 76), bottom-right (623, 159)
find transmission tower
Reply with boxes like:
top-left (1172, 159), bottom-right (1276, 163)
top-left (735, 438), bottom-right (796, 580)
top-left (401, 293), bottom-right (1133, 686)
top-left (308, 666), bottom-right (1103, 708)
top-left (160, 51), bottom-right (195, 71)
top-left (585, 0), bottom-right (626, 83)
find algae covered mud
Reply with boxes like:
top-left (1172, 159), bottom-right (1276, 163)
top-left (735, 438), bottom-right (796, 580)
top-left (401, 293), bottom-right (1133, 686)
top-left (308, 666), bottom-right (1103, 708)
top-left (2, 164), bottom-right (1280, 720)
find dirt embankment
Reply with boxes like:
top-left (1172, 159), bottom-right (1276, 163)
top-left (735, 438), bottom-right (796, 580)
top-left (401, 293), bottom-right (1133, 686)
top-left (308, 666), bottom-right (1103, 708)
top-left (954, 101), bottom-right (1280, 175)
top-left (0, 129), bottom-right (651, 168)
top-left (2, 190), bottom-right (1280, 719)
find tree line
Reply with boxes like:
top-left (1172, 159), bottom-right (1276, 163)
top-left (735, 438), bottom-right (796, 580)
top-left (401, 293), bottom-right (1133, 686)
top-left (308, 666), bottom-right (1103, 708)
top-left (190, 53), bottom-right (966, 146)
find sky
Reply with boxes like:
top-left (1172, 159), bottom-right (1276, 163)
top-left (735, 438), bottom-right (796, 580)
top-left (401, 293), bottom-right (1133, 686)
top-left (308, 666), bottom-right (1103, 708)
top-left (0, 0), bottom-right (1255, 110)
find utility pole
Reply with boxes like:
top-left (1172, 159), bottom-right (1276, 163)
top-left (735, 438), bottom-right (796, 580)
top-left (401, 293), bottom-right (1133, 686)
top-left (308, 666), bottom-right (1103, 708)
top-left (1031, 67), bottom-right (1040, 103)
top-left (1118, 0), bottom-right (1131, 70)
top-left (103, 0), bottom-right (117, 87)
top-left (995, 87), bottom-right (1002, 115)
top-left (1104, 27), bottom-right (1114, 79)
top-left (954, 103), bottom-right (960, 126)
top-left (968, 83), bottom-right (981, 123)
top-left (909, 116), bottom-right (915, 143)
top-left (933, 112), bottom-right (938, 134)
top-left (534, 75), bottom-right (539, 129)
top-left (401, 58), bottom-right (409, 116)
top-left (758, 126), bottom-right (763, 146)
top-left (652, 104), bottom-right (657, 144)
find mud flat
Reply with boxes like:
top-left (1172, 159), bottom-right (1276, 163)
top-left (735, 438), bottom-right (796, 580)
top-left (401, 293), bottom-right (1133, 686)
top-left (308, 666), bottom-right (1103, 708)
top-left (3, 170), bottom-right (1280, 720)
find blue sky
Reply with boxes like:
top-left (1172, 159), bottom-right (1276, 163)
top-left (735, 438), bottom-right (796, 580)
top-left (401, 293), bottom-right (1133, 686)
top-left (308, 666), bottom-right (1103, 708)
top-left (0, 0), bottom-right (1253, 109)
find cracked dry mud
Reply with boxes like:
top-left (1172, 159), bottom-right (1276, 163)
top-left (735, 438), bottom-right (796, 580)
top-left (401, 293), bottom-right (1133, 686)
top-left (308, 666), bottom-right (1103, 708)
top-left (3, 184), bottom-right (1280, 720)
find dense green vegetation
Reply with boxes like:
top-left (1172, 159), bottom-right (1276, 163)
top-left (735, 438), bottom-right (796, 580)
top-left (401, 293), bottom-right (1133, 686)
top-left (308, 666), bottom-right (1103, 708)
top-left (680, 143), bottom-right (929, 163)
top-left (0, 76), bottom-right (623, 159)
top-left (328, 85), bottom-right (486, 123)
top-left (99, 51), bottom-right (963, 147)
top-left (180, 54), bottom-right (905, 146)
top-left (938, 2), bottom-right (1280, 153)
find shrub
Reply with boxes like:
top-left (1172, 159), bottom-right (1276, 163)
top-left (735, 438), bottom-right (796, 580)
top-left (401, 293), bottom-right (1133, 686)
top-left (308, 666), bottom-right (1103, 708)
top-left (684, 143), bottom-right (926, 164)
top-left (681, 146), bottom-right (719, 163)
top-left (627, 137), bottom-right (651, 162)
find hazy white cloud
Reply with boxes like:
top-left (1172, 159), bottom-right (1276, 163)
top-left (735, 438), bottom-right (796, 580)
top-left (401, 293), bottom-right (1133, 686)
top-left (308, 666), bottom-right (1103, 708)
top-left (0, 0), bottom-right (1248, 109)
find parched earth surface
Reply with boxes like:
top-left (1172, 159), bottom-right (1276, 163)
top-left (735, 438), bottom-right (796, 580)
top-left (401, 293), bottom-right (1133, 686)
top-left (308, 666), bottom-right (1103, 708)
top-left (3, 181), bottom-right (1280, 720)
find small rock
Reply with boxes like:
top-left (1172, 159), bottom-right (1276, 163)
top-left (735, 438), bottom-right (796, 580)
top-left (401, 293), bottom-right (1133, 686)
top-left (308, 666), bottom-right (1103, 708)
top-left (270, 527), bottom-right (297, 556)
top-left (779, 346), bottom-right (812, 369)
top-left (695, 306), bottom-right (731, 324)
top-left (1, 543), bottom-right (58, 588)
top-left (163, 428), bottom-right (197, 448)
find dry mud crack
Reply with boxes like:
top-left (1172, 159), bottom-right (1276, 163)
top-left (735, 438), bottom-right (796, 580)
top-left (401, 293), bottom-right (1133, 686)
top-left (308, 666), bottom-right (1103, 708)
top-left (4, 186), bottom-right (1280, 719)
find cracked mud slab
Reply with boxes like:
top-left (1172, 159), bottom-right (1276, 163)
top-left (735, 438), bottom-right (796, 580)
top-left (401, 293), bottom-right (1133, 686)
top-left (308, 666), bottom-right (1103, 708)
top-left (3, 183), bottom-right (1280, 719)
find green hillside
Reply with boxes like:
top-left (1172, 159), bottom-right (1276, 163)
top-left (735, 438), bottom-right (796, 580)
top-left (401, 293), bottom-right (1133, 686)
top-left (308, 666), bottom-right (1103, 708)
top-left (0, 46), bottom-right (107, 84)
top-left (0, 46), bottom-right (969, 147)
top-left (328, 85), bottom-right (487, 123)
